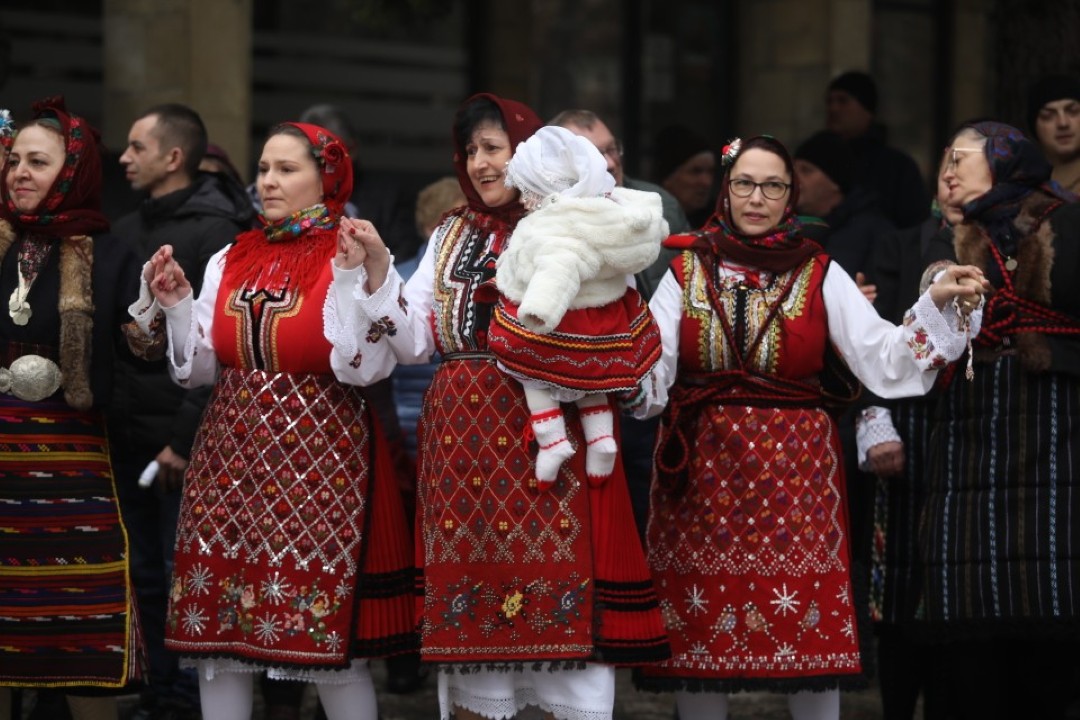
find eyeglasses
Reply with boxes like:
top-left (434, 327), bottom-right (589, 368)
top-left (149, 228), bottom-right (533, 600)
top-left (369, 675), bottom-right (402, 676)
top-left (946, 146), bottom-right (981, 172)
top-left (598, 141), bottom-right (623, 161)
top-left (729, 178), bottom-right (791, 200)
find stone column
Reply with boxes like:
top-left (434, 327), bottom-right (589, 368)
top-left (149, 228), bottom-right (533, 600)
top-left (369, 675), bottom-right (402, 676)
top-left (103, 0), bottom-right (252, 177)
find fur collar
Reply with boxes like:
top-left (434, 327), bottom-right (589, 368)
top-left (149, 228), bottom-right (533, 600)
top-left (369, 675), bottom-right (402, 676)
top-left (0, 219), bottom-right (94, 408)
top-left (953, 192), bottom-right (1059, 371)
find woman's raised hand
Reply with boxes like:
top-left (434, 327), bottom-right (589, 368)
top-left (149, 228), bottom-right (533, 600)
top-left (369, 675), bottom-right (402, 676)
top-left (928, 264), bottom-right (990, 311)
top-left (146, 244), bottom-right (192, 308)
top-left (335, 217), bottom-right (390, 291)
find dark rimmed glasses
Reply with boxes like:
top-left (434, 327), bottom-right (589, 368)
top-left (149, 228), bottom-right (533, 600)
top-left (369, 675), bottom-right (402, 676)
top-left (729, 178), bottom-right (791, 200)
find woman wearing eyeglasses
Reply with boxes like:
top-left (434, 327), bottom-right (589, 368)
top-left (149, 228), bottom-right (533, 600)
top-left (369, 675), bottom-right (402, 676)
top-left (916, 122), bottom-right (1080, 720)
top-left (633, 135), bottom-right (987, 720)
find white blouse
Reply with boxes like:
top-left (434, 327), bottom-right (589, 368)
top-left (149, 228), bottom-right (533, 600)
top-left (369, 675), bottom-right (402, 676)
top-left (638, 259), bottom-right (980, 419)
top-left (129, 247), bottom-right (394, 388)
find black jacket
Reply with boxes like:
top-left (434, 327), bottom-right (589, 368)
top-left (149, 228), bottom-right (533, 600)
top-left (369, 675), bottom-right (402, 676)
top-left (108, 172), bottom-right (254, 458)
top-left (821, 186), bottom-right (896, 280)
top-left (850, 126), bottom-right (929, 230)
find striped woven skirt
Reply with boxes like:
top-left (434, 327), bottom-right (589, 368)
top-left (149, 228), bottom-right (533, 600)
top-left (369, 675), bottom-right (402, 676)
top-left (870, 396), bottom-right (934, 626)
top-left (0, 396), bottom-right (140, 687)
top-left (920, 353), bottom-right (1080, 637)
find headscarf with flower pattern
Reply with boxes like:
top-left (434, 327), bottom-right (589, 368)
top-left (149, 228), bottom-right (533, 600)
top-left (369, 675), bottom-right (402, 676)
top-left (696, 135), bottom-right (820, 273)
top-left (0, 96), bottom-right (110, 238)
top-left (223, 122), bottom-right (353, 293)
top-left (452, 93), bottom-right (542, 228)
top-left (960, 121), bottom-right (1075, 255)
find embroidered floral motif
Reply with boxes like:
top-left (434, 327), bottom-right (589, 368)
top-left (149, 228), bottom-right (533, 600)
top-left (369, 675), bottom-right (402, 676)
top-left (348, 352), bottom-right (363, 369)
top-left (262, 204), bottom-right (336, 243)
top-left (366, 317), bottom-right (397, 343)
top-left (904, 310), bottom-right (947, 368)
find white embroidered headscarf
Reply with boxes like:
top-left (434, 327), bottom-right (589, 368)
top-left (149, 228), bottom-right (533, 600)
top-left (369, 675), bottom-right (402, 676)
top-left (505, 125), bottom-right (615, 209)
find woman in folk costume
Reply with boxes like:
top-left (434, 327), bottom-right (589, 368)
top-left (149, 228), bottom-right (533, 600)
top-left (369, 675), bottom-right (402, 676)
top-left (486, 124), bottom-right (665, 487)
top-left (0, 98), bottom-right (143, 719)
top-left (917, 122), bottom-right (1080, 719)
top-left (633, 135), bottom-right (988, 720)
top-left (128, 122), bottom-right (415, 720)
top-left (330, 93), bottom-right (670, 720)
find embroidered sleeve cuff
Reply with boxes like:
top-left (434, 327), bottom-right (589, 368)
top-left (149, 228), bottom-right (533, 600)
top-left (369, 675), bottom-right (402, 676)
top-left (902, 290), bottom-right (967, 369)
top-left (323, 276), bottom-right (359, 363)
top-left (162, 295), bottom-right (196, 381)
top-left (128, 266), bottom-right (162, 334)
top-left (855, 406), bottom-right (902, 469)
top-left (353, 259), bottom-right (400, 320)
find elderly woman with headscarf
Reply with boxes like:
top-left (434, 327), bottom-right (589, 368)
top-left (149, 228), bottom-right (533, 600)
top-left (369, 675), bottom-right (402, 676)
top-left (0, 97), bottom-right (142, 720)
top-left (131, 121), bottom-right (415, 720)
top-left (632, 135), bottom-right (987, 720)
top-left (917, 121), bottom-right (1080, 720)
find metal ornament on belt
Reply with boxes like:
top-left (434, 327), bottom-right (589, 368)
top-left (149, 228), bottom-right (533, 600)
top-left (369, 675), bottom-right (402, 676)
top-left (8, 283), bottom-right (31, 325)
top-left (0, 355), bottom-right (63, 402)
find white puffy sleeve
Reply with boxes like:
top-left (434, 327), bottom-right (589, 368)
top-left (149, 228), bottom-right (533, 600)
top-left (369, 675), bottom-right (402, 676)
top-left (325, 234), bottom-right (439, 381)
top-left (824, 262), bottom-right (977, 398)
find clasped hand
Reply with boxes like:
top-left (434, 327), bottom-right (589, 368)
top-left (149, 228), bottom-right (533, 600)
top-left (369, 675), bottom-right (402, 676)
top-left (146, 244), bottom-right (192, 307)
top-left (335, 218), bottom-right (390, 291)
top-left (928, 264), bottom-right (990, 314)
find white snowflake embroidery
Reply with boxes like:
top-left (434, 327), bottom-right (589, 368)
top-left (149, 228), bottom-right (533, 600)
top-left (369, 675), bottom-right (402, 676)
top-left (254, 613), bottom-right (282, 644)
top-left (689, 641), bottom-right (709, 656)
top-left (770, 583), bottom-right (801, 617)
top-left (685, 584), bottom-right (710, 616)
top-left (181, 604), bottom-right (208, 635)
top-left (261, 572), bottom-right (293, 606)
top-left (186, 564), bottom-right (213, 596)
top-left (836, 583), bottom-right (851, 606)
top-left (335, 580), bottom-right (350, 599)
top-left (775, 643), bottom-right (796, 659)
top-left (324, 630), bottom-right (343, 653)
top-left (841, 617), bottom-right (856, 640)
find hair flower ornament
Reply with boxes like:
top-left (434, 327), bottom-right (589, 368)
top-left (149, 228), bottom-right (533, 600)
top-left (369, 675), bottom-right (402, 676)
top-left (721, 138), bottom-right (742, 167)
top-left (0, 109), bottom-right (14, 150)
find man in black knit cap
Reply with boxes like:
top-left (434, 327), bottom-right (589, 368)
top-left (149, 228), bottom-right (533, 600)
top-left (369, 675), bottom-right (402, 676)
top-left (1027, 73), bottom-right (1080, 196)
top-left (826, 70), bottom-right (927, 229)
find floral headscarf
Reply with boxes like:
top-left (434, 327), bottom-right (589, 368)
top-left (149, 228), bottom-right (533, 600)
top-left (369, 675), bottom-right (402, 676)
top-left (224, 122), bottom-right (352, 292)
top-left (960, 121), bottom-right (1075, 250)
top-left (697, 135), bottom-right (819, 273)
top-left (451, 93), bottom-right (542, 227)
top-left (0, 96), bottom-right (109, 237)
top-left (282, 121), bottom-right (353, 216)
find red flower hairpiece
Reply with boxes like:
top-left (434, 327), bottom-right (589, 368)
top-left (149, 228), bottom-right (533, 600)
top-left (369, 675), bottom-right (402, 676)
top-left (721, 138), bottom-right (742, 167)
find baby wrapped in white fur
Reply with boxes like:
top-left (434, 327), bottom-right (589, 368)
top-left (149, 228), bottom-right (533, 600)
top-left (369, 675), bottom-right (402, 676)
top-left (487, 125), bottom-right (668, 488)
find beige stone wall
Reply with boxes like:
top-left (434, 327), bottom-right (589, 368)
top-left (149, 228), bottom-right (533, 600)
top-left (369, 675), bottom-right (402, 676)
top-left (736, 0), bottom-right (871, 148)
top-left (103, 0), bottom-right (252, 175)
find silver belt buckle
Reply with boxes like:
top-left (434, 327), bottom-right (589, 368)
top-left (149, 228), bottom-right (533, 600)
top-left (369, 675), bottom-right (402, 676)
top-left (0, 355), bottom-right (63, 402)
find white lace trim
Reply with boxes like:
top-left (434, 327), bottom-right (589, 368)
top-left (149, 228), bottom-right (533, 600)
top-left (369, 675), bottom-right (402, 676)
top-left (855, 405), bottom-right (902, 469)
top-left (438, 666), bottom-right (614, 720)
top-left (182, 657), bottom-right (369, 685)
top-left (323, 278), bottom-right (358, 361)
top-left (909, 290), bottom-right (966, 366)
top-left (127, 264), bottom-right (160, 334)
top-left (173, 304), bottom-right (199, 383)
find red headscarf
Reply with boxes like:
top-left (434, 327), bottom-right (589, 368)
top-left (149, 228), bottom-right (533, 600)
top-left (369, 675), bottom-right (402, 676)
top-left (697, 135), bottom-right (819, 273)
top-left (452, 93), bottom-right (542, 227)
top-left (0, 96), bottom-right (109, 237)
top-left (224, 122), bottom-right (352, 292)
top-left (280, 121), bottom-right (353, 215)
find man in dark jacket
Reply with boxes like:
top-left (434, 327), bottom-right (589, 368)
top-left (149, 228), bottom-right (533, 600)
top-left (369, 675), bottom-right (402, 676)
top-left (826, 71), bottom-right (928, 229)
top-left (109, 103), bottom-right (253, 720)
